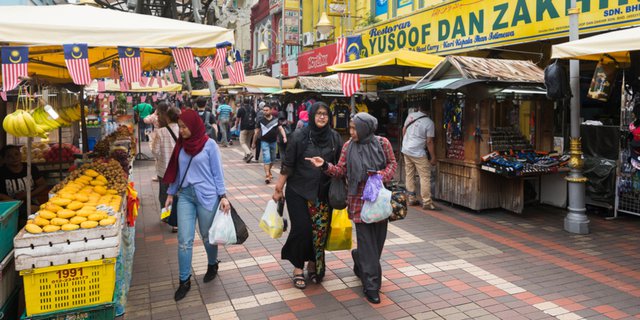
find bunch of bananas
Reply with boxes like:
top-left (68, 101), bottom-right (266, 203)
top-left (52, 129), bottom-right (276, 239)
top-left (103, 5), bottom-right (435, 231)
top-left (31, 106), bottom-right (61, 132)
top-left (56, 104), bottom-right (84, 124)
top-left (2, 109), bottom-right (48, 138)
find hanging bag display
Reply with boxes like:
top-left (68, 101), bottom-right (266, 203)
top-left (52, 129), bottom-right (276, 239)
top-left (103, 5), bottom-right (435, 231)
top-left (587, 54), bottom-right (619, 102)
top-left (259, 200), bottom-right (284, 239)
top-left (325, 209), bottom-right (352, 251)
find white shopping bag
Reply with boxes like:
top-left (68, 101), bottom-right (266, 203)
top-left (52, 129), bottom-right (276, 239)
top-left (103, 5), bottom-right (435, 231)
top-left (208, 203), bottom-right (237, 245)
top-left (259, 200), bottom-right (284, 239)
top-left (361, 187), bottom-right (393, 223)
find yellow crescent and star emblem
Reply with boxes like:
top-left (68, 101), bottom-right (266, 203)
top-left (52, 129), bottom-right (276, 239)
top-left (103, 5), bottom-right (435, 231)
top-left (9, 50), bottom-right (21, 64)
top-left (124, 48), bottom-right (135, 58)
top-left (71, 46), bottom-right (83, 59)
top-left (347, 42), bottom-right (360, 61)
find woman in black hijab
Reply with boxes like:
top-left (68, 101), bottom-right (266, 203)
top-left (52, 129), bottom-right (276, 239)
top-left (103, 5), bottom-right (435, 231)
top-left (273, 102), bottom-right (342, 289)
top-left (307, 112), bottom-right (398, 304)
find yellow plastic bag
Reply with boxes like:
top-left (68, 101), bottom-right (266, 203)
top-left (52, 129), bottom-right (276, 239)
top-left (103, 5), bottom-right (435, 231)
top-left (325, 209), bottom-right (352, 251)
top-left (259, 200), bottom-right (284, 239)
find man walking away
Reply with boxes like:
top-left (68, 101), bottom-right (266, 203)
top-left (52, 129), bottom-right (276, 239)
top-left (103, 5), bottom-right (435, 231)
top-left (196, 97), bottom-right (217, 140)
top-left (217, 98), bottom-right (234, 147)
top-left (134, 100), bottom-right (154, 141)
top-left (236, 102), bottom-right (257, 163)
top-left (401, 106), bottom-right (438, 210)
top-left (253, 101), bottom-right (266, 162)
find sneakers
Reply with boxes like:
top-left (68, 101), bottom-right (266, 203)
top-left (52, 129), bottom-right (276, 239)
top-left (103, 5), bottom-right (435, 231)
top-left (422, 203), bottom-right (440, 211)
top-left (174, 277), bottom-right (191, 301)
top-left (245, 154), bottom-right (253, 163)
top-left (203, 261), bottom-right (220, 283)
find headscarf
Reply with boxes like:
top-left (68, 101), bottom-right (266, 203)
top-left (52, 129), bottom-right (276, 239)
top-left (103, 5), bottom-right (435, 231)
top-left (346, 112), bottom-right (386, 195)
top-left (307, 102), bottom-right (333, 148)
top-left (299, 110), bottom-right (309, 122)
top-left (162, 109), bottom-right (209, 184)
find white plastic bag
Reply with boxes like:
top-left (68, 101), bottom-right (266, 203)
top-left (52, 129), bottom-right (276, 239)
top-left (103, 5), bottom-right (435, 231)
top-left (361, 187), bottom-right (393, 223)
top-left (208, 204), bottom-right (237, 245)
top-left (259, 200), bottom-right (284, 239)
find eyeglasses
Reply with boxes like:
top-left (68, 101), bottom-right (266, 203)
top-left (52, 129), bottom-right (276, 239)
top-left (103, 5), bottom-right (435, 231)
top-left (316, 112), bottom-right (329, 118)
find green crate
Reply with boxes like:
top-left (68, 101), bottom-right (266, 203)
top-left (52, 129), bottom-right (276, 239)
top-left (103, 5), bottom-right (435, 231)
top-left (1, 288), bottom-right (19, 320)
top-left (0, 201), bottom-right (21, 262)
top-left (21, 300), bottom-right (115, 320)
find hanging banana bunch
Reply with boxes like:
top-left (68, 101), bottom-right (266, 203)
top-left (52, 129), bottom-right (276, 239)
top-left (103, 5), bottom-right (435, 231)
top-left (2, 87), bottom-right (48, 138)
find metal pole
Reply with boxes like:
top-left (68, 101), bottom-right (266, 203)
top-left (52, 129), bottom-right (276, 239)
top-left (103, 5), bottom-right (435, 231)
top-left (191, 0), bottom-right (218, 103)
top-left (26, 137), bottom-right (32, 217)
top-left (564, 0), bottom-right (590, 234)
top-left (280, 1), bottom-right (284, 90)
top-left (79, 89), bottom-right (89, 159)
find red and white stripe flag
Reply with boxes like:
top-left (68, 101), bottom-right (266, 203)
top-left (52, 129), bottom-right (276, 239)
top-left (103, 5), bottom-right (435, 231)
top-left (0, 91), bottom-right (6, 101)
top-left (117, 47), bottom-right (141, 83)
top-left (334, 37), bottom-right (360, 97)
top-left (63, 44), bottom-right (92, 85)
top-left (119, 79), bottom-right (128, 92)
top-left (171, 48), bottom-right (197, 76)
top-left (148, 72), bottom-right (156, 87)
top-left (152, 95), bottom-right (158, 102)
top-left (140, 71), bottom-right (150, 87)
top-left (156, 73), bottom-right (163, 88)
top-left (174, 67), bottom-right (183, 82)
top-left (126, 95), bottom-right (133, 103)
top-left (97, 79), bottom-right (106, 92)
top-left (168, 70), bottom-right (176, 83)
top-left (141, 95), bottom-right (147, 102)
top-left (227, 50), bottom-right (246, 84)
top-left (98, 93), bottom-right (104, 100)
top-left (199, 57), bottom-right (214, 82)
top-left (212, 46), bottom-right (227, 81)
top-left (1, 46), bottom-right (29, 92)
top-left (108, 95), bottom-right (115, 103)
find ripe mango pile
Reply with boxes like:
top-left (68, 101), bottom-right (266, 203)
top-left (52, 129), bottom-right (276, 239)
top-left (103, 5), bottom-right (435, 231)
top-left (25, 169), bottom-right (121, 234)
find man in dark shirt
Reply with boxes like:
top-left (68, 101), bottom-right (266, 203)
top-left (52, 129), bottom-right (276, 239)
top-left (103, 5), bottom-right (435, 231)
top-left (252, 103), bottom-right (287, 184)
top-left (235, 103), bottom-right (257, 162)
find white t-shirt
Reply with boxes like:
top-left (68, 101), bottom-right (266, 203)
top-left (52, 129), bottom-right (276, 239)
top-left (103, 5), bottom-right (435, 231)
top-left (401, 111), bottom-right (435, 158)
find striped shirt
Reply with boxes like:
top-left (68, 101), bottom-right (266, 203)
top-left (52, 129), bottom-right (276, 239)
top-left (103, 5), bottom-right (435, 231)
top-left (150, 123), bottom-right (179, 178)
top-left (324, 136), bottom-right (397, 223)
top-left (217, 104), bottom-right (233, 121)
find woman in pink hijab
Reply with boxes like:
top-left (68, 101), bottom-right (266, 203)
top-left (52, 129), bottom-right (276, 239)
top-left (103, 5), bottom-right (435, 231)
top-left (296, 110), bottom-right (309, 129)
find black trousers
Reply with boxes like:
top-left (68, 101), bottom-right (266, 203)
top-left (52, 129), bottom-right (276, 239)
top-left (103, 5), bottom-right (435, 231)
top-left (281, 186), bottom-right (314, 269)
top-left (354, 220), bottom-right (388, 291)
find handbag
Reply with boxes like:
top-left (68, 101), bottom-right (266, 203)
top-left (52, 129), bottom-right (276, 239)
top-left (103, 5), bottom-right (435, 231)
top-left (208, 201), bottom-right (248, 245)
top-left (328, 178), bottom-right (347, 210)
top-left (162, 155), bottom-right (193, 227)
top-left (230, 204), bottom-right (249, 244)
top-left (388, 185), bottom-right (408, 222)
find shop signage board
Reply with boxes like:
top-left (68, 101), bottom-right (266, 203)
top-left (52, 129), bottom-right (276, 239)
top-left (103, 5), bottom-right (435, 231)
top-left (329, 0), bottom-right (347, 16)
top-left (284, 9), bottom-right (300, 45)
top-left (297, 43), bottom-right (337, 75)
top-left (359, 0), bottom-right (640, 56)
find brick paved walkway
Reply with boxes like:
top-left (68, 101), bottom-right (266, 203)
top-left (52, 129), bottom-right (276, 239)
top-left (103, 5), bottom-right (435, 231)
top-left (123, 142), bottom-right (640, 320)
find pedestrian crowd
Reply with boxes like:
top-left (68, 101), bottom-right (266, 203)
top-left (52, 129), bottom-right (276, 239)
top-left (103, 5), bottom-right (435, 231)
top-left (131, 93), bottom-right (437, 304)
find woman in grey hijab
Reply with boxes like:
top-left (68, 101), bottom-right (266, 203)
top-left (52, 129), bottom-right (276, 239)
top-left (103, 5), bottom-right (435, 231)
top-left (307, 112), bottom-right (397, 304)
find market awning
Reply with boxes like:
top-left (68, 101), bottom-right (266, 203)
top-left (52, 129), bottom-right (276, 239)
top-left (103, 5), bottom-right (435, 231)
top-left (297, 76), bottom-right (343, 93)
top-left (245, 87), bottom-right (280, 94)
top-left (191, 89), bottom-right (212, 96)
top-left (389, 78), bottom-right (485, 92)
top-left (326, 49), bottom-right (444, 77)
top-left (0, 4), bottom-right (234, 83)
top-left (551, 26), bottom-right (638, 61)
top-left (217, 75), bottom-right (297, 89)
top-left (85, 79), bottom-right (182, 93)
top-left (270, 89), bottom-right (308, 95)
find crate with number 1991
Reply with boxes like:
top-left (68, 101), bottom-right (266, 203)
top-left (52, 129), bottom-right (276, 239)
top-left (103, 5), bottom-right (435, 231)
top-left (20, 258), bottom-right (116, 316)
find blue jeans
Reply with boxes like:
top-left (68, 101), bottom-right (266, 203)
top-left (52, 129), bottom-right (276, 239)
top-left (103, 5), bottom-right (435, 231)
top-left (261, 141), bottom-right (277, 165)
top-left (177, 186), bottom-right (219, 281)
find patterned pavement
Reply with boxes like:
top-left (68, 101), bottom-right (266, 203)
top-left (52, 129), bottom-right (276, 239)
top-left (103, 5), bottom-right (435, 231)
top-left (123, 141), bottom-right (640, 320)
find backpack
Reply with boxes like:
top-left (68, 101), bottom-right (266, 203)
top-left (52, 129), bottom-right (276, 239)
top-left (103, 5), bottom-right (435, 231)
top-left (544, 60), bottom-right (572, 101)
top-left (200, 110), bottom-right (215, 138)
top-left (241, 105), bottom-right (256, 129)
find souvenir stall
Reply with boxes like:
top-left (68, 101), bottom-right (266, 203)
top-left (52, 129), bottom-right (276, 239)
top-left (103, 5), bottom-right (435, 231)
top-left (552, 26), bottom-right (640, 218)
top-left (420, 56), bottom-right (566, 213)
top-left (0, 4), bottom-right (234, 318)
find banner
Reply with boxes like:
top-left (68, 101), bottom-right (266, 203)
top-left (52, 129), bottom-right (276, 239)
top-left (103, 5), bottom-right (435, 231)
top-left (361, 0), bottom-right (640, 56)
top-left (297, 43), bottom-right (337, 76)
top-left (284, 9), bottom-right (300, 46)
top-left (375, 0), bottom-right (388, 16)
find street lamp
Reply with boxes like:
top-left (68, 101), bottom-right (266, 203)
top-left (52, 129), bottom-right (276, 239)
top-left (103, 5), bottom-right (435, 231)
top-left (316, 12), bottom-right (334, 37)
top-left (258, 15), bottom-right (284, 89)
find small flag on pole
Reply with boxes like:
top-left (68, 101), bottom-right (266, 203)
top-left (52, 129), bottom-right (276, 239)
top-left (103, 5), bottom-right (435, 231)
top-left (126, 94), bottom-right (133, 103)
top-left (212, 45), bottom-right (227, 81)
top-left (171, 48), bottom-right (197, 76)
top-left (225, 52), bottom-right (238, 84)
top-left (141, 95), bottom-right (147, 102)
top-left (63, 44), bottom-right (92, 85)
top-left (199, 57), bottom-right (214, 82)
top-left (1, 46), bottom-right (29, 92)
top-left (334, 37), bottom-right (361, 97)
top-left (117, 47), bottom-right (142, 83)
top-left (232, 50), bottom-right (246, 84)
top-left (97, 79), bottom-right (106, 92)
top-left (174, 67), bottom-right (183, 82)
top-left (157, 72), bottom-right (163, 88)
top-left (148, 71), bottom-right (156, 87)
top-left (108, 95), bottom-right (115, 102)
top-left (140, 71), bottom-right (150, 87)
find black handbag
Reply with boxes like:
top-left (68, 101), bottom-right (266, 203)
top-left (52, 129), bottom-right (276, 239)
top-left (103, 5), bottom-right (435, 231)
top-left (163, 155), bottom-right (193, 227)
top-left (229, 203), bottom-right (249, 244)
top-left (328, 178), bottom-right (347, 210)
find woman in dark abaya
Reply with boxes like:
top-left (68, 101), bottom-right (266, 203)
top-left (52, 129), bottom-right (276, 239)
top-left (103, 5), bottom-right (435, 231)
top-left (273, 102), bottom-right (342, 289)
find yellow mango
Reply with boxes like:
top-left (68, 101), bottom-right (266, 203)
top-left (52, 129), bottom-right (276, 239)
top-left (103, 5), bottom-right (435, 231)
top-left (88, 213), bottom-right (105, 221)
top-left (34, 217), bottom-right (50, 227)
top-left (56, 209), bottom-right (76, 219)
top-left (74, 194), bottom-right (89, 203)
top-left (70, 216), bottom-right (87, 224)
top-left (43, 225), bottom-right (61, 233)
top-left (38, 210), bottom-right (56, 220)
top-left (25, 224), bottom-right (43, 234)
top-left (96, 175), bottom-right (108, 183)
top-left (61, 224), bottom-right (80, 231)
top-left (26, 219), bottom-right (34, 225)
top-left (80, 220), bottom-right (99, 229)
top-left (66, 201), bottom-right (84, 211)
top-left (107, 189), bottom-right (118, 195)
top-left (50, 218), bottom-right (69, 226)
top-left (58, 193), bottom-right (76, 201)
top-left (99, 217), bottom-right (117, 226)
top-left (75, 210), bottom-right (93, 217)
top-left (93, 186), bottom-right (107, 195)
top-left (84, 169), bottom-right (99, 177)
top-left (50, 198), bottom-right (72, 207)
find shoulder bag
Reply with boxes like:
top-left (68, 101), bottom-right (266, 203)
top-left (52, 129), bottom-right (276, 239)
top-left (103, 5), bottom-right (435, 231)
top-left (405, 114), bottom-right (431, 160)
top-left (164, 155), bottom-right (193, 227)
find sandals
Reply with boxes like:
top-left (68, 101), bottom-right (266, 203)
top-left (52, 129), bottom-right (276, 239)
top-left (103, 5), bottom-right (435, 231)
top-left (293, 273), bottom-right (306, 290)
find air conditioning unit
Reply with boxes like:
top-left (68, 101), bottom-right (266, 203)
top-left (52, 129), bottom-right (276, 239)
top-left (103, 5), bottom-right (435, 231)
top-left (316, 31), bottom-right (328, 42)
top-left (302, 32), bottom-right (314, 47)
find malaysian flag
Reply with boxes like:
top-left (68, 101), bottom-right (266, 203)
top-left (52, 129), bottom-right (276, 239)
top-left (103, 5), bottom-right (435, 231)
top-left (232, 50), bottom-right (246, 84)
top-left (141, 95), bottom-right (147, 102)
top-left (157, 72), bottom-right (163, 88)
top-left (117, 47), bottom-right (141, 83)
top-left (108, 94), bottom-right (115, 103)
top-left (171, 48), bottom-right (197, 76)
top-left (1, 46), bottom-right (29, 92)
top-left (199, 57), bottom-right (214, 82)
top-left (140, 71), bottom-right (150, 87)
top-left (168, 70), bottom-right (176, 83)
top-left (126, 94), bottom-right (133, 103)
top-left (119, 77), bottom-right (128, 92)
top-left (148, 71), bottom-right (156, 87)
top-left (212, 46), bottom-right (227, 81)
top-left (97, 79), bottom-right (106, 92)
top-left (225, 52), bottom-right (238, 84)
top-left (0, 91), bottom-right (6, 101)
top-left (334, 37), bottom-right (361, 97)
top-left (174, 67), bottom-right (183, 82)
top-left (63, 44), bottom-right (92, 85)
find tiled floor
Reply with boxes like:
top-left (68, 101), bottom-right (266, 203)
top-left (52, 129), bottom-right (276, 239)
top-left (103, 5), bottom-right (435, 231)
top-left (123, 141), bottom-right (640, 320)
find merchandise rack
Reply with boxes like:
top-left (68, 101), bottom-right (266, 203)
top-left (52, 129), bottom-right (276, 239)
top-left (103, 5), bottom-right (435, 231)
top-left (614, 91), bottom-right (640, 217)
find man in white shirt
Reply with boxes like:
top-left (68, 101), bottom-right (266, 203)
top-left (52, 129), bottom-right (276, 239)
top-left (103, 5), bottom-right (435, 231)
top-left (401, 106), bottom-right (438, 210)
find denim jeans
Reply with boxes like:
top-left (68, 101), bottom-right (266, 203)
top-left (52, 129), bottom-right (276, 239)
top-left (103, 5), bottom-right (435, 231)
top-left (219, 119), bottom-right (230, 146)
top-left (261, 141), bottom-right (277, 165)
top-left (177, 185), bottom-right (219, 281)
